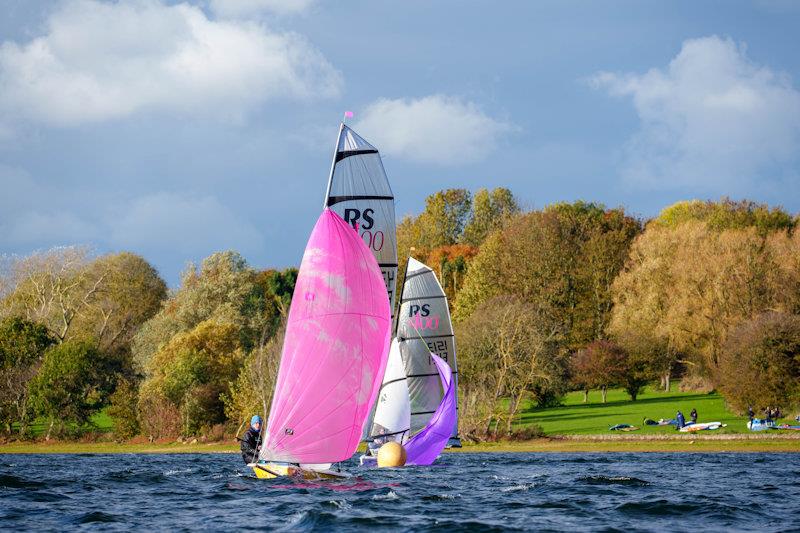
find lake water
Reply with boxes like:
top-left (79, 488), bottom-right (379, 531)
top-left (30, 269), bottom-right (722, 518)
top-left (1, 452), bottom-right (798, 531)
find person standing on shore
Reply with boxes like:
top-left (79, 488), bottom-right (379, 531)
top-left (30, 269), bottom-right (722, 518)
top-left (676, 410), bottom-right (686, 430)
top-left (748, 406), bottom-right (755, 422)
top-left (690, 408), bottom-right (698, 424)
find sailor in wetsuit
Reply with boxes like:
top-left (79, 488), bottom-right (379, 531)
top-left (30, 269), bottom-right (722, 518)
top-left (240, 415), bottom-right (262, 464)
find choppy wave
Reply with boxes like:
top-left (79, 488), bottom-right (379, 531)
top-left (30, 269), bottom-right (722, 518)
top-left (0, 452), bottom-right (798, 531)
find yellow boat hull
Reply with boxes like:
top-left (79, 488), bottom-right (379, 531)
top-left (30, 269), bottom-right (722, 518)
top-left (250, 462), bottom-right (348, 480)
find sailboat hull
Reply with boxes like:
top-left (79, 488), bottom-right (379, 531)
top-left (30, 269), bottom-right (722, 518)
top-left (250, 462), bottom-right (349, 480)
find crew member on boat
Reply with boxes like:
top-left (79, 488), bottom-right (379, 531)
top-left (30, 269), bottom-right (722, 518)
top-left (240, 415), bottom-right (262, 464)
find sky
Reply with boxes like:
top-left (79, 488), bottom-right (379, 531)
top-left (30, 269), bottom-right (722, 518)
top-left (1, 0), bottom-right (799, 286)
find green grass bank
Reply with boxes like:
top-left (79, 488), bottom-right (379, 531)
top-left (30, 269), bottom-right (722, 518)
top-left (516, 384), bottom-right (769, 435)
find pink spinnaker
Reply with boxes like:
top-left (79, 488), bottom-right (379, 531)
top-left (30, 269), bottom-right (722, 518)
top-left (260, 209), bottom-right (391, 464)
top-left (404, 353), bottom-right (457, 466)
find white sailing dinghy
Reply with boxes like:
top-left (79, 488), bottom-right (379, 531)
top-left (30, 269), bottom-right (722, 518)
top-left (250, 209), bottom-right (391, 479)
top-left (396, 258), bottom-right (460, 447)
top-left (361, 257), bottom-right (460, 465)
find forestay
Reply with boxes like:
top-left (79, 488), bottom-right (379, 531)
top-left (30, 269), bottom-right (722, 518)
top-left (324, 123), bottom-right (398, 318)
top-left (259, 209), bottom-right (391, 465)
top-left (396, 257), bottom-right (459, 441)
top-left (368, 338), bottom-right (411, 445)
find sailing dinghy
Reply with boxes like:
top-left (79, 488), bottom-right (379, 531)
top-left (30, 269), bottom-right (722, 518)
top-left (396, 258), bottom-right (460, 447)
top-left (250, 208), bottom-right (391, 479)
top-left (361, 257), bottom-right (459, 466)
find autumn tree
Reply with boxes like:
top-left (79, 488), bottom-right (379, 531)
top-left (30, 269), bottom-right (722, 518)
top-left (132, 251), bottom-right (277, 373)
top-left (70, 253), bottom-right (167, 358)
top-left (425, 244), bottom-right (479, 303)
top-left (455, 202), bottom-right (641, 352)
top-left (0, 247), bottom-right (101, 342)
top-left (456, 296), bottom-right (565, 439)
top-left (717, 312), bottom-right (800, 414)
top-left (654, 198), bottom-right (794, 235)
top-left (1, 249), bottom-right (166, 362)
top-left (571, 340), bottom-right (627, 403)
top-left (417, 189), bottom-right (472, 249)
top-left (140, 320), bottom-right (244, 436)
top-left (462, 187), bottom-right (520, 246)
top-left (610, 203), bottom-right (798, 384)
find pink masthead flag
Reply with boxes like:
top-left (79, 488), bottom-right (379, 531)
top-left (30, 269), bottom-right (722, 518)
top-left (343, 111), bottom-right (354, 119)
top-left (261, 208), bottom-right (391, 464)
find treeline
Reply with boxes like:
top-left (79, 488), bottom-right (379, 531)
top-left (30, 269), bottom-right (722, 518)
top-left (0, 248), bottom-right (296, 440)
top-left (403, 194), bottom-right (799, 441)
top-left (1, 193), bottom-right (798, 443)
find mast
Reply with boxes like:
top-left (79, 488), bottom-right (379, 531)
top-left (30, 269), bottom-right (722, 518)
top-left (393, 256), bottom-right (411, 336)
top-left (323, 122), bottom-right (345, 209)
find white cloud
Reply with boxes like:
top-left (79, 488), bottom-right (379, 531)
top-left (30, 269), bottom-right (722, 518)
top-left (355, 95), bottom-right (513, 165)
top-left (0, 0), bottom-right (341, 126)
top-left (109, 192), bottom-right (263, 256)
top-left (590, 35), bottom-right (800, 190)
top-left (209, 0), bottom-right (315, 18)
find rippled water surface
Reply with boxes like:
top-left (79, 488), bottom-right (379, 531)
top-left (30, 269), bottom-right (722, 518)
top-left (2, 452), bottom-right (799, 531)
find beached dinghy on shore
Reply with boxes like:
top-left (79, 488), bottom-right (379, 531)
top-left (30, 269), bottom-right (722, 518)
top-left (679, 422), bottom-right (727, 432)
top-left (249, 209), bottom-right (391, 479)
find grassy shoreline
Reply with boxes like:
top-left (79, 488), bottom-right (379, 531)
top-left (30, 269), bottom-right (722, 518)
top-left (2, 435), bottom-right (799, 455)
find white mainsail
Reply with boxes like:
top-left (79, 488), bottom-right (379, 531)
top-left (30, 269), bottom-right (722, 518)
top-left (395, 257), bottom-right (460, 444)
top-left (324, 123), bottom-right (398, 317)
top-left (368, 338), bottom-right (411, 445)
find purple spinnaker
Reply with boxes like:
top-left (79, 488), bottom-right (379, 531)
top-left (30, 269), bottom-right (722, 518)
top-left (260, 208), bottom-right (391, 464)
top-left (404, 353), bottom-right (456, 466)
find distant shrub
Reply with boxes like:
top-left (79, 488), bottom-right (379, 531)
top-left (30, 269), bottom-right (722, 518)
top-left (138, 388), bottom-right (181, 439)
top-left (107, 380), bottom-right (141, 441)
top-left (508, 425), bottom-right (546, 441)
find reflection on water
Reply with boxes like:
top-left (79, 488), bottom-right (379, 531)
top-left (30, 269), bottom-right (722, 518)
top-left (1, 452), bottom-right (799, 531)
